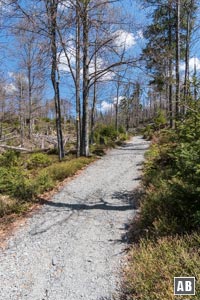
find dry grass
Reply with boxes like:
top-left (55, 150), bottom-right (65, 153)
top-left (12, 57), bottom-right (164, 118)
top-left (122, 233), bottom-right (200, 300)
top-left (0, 195), bottom-right (30, 217)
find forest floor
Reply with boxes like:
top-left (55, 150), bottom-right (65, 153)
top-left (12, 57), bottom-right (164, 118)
top-left (0, 136), bottom-right (149, 300)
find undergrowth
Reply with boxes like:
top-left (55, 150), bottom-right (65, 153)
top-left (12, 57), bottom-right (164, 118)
top-left (0, 124), bottom-right (129, 219)
top-left (122, 233), bottom-right (200, 300)
top-left (0, 151), bottom-right (94, 218)
top-left (122, 109), bottom-right (200, 300)
top-left (91, 124), bottom-right (128, 155)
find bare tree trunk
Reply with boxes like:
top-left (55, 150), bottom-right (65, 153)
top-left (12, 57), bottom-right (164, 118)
top-left (90, 35), bottom-right (98, 145)
top-left (134, 82), bottom-right (140, 128)
top-left (19, 77), bottom-right (24, 147)
top-left (194, 57), bottom-right (197, 131)
top-left (48, 0), bottom-right (64, 161)
top-left (183, 6), bottom-right (191, 114)
top-left (56, 81), bottom-right (64, 159)
top-left (81, 2), bottom-right (90, 157)
top-left (115, 77), bottom-right (120, 132)
top-left (168, 0), bottom-right (173, 128)
top-left (194, 57), bottom-right (197, 102)
top-left (76, 1), bottom-right (81, 157)
top-left (126, 103), bottom-right (130, 133)
top-left (28, 62), bottom-right (32, 139)
top-left (90, 72), bottom-right (97, 145)
top-left (169, 61), bottom-right (173, 127)
top-left (175, 0), bottom-right (180, 119)
top-left (0, 91), bottom-right (5, 139)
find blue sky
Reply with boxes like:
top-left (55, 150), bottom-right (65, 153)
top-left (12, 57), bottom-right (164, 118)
top-left (1, 0), bottom-right (200, 115)
top-left (0, 0), bottom-right (148, 112)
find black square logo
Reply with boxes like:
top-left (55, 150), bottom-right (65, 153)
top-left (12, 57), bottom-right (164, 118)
top-left (174, 277), bottom-right (195, 295)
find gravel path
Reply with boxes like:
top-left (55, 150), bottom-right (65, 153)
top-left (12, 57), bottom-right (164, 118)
top-left (0, 136), bottom-right (149, 300)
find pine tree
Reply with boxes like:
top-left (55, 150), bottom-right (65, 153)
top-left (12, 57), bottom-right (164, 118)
top-left (142, 0), bottom-right (197, 125)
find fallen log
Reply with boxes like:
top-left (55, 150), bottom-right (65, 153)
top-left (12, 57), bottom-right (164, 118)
top-left (0, 136), bottom-right (18, 142)
top-left (0, 144), bottom-right (50, 153)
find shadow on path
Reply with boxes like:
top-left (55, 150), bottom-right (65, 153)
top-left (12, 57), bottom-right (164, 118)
top-left (37, 187), bottom-right (143, 212)
top-left (38, 196), bottom-right (134, 212)
top-left (31, 189), bottom-right (142, 236)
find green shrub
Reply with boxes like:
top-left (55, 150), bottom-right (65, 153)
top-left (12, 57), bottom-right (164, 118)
top-left (31, 171), bottom-right (54, 194)
top-left (0, 156), bottom-right (93, 202)
top-left (0, 150), bottom-right (21, 167)
top-left (122, 233), bottom-right (200, 300)
top-left (47, 148), bottom-right (59, 155)
top-left (154, 110), bottom-right (167, 130)
top-left (34, 125), bottom-right (39, 132)
top-left (143, 124), bottom-right (154, 139)
top-left (100, 125), bottom-right (118, 140)
top-left (118, 125), bottom-right (126, 134)
top-left (46, 157), bottom-right (93, 182)
top-left (0, 166), bottom-right (35, 200)
top-left (123, 110), bottom-right (200, 300)
top-left (94, 124), bottom-right (118, 145)
top-left (47, 163), bottom-right (74, 181)
top-left (171, 140), bottom-right (200, 184)
top-left (90, 144), bottom-right (106, 156)
top-left (0, 166), bottom-right (23, 194)
top-left (12, 178), bottom-right (36, 200)
top-left (27, 153), bottom-right (51, 169)
top-left (138, 113), bottom-right (200, 236)
top-left (119, 133), bottom-right (127, 141)
top-left (138, 179), bottom-right (200, 236)
top-left (41, 117), bottom-right (51, 122)
top-left (0, 154), bottom-right (94, 218)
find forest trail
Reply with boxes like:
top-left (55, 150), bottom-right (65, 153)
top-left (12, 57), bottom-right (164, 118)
top-left (0, 136), bottom-right (149, 300)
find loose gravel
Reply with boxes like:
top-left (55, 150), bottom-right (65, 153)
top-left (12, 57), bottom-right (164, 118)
top-left (0, 136), bottom-right (149, 300)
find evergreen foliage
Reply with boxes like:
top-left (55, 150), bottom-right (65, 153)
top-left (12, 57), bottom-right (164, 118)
top-left (136, 109), bottom-right (200, 236)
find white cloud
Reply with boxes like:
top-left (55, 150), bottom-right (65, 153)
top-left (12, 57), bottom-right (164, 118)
top-left (136, 30), bottom-right (144, 40)
top-left (101, 101), bottom-right (113, 111)
top-left (100, 96), bottom-right (126, 111)
top-left (113, 30), bottom-right (136, 50)
top-left (180, 57), bottom-right (200, 72)
top-left (59, 49), bottom-right (114, 82)
top-left (5, 83), bottom-right (17, 94)
top-left (89, 57), bottom-right (114, 81)
top-left (8, 72), bottom-right (14, 78)
top-left (58, 41), bottom-right (76, 73)
top-left (113, 95), bottom-right (125, 104)
top-left (58, 0), bottom-right (72, 11)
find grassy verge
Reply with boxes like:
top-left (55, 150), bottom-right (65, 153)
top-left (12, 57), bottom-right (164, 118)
top-left (0, 153), bottom-right (94, 219)
top-left (122, 233), bottom-right (200, 300)
top-left (0, 124), bottom-right (130, 221)
top-left (121, 111), bottom-right (200, 299)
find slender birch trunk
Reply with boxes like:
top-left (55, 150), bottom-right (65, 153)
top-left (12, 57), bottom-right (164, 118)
top-left (81, 1), bottom-right (90, 157)
top-left (48, 0), bottom-right (64, 160)
top-left (76, 1), bottom-right (81, 157)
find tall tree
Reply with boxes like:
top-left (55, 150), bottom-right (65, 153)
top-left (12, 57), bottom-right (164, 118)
top-left (142, 0), bottom-right (197, 124)
top-left (13, 20), bottom-right (46, 139)
top-left (81, 0), bottom-right (90, 156)
top-left (175, 0), bottom-right (180, 119)
top-left (75, 0), bottom-right (81, 157)
top-left (45, 0), bottom-right (64, 160)
top-left (182, 0), bottom-right (196, 111)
